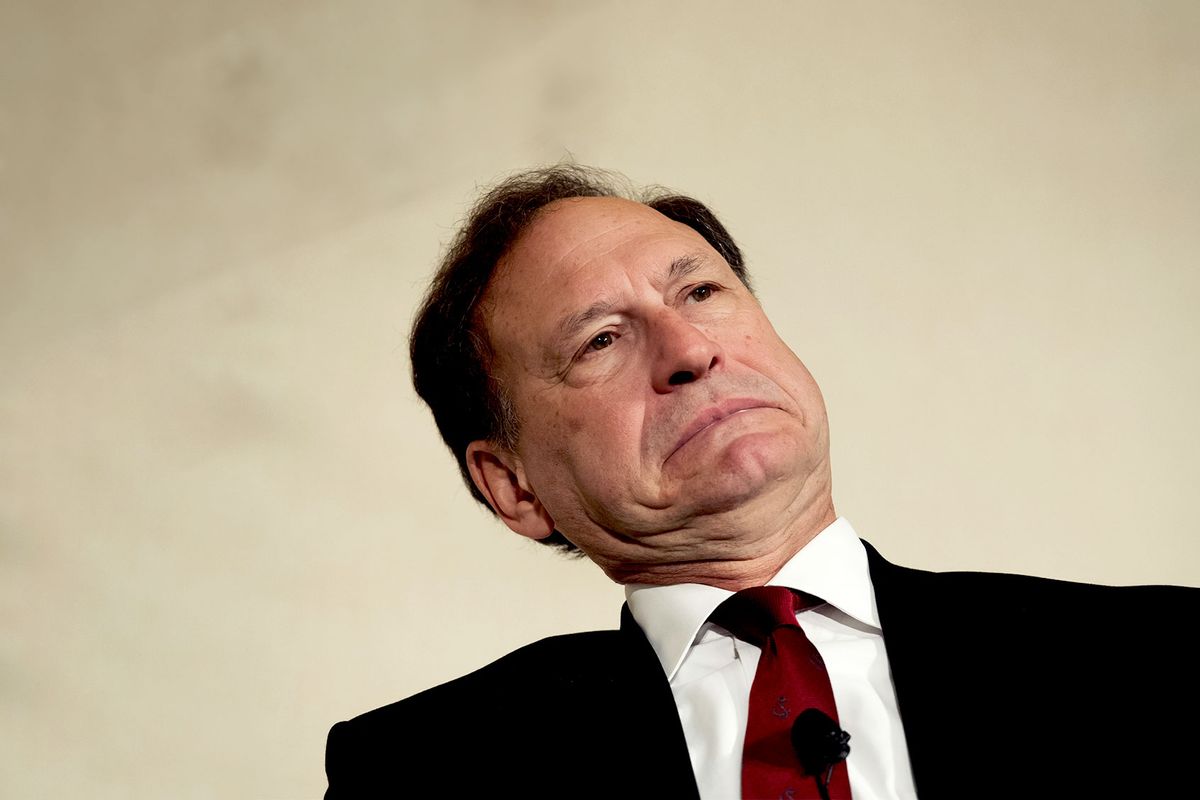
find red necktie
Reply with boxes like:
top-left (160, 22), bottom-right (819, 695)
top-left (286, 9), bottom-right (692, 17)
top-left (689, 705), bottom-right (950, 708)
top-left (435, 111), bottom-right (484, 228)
top-left (712, 586), bottom-right (853, 800)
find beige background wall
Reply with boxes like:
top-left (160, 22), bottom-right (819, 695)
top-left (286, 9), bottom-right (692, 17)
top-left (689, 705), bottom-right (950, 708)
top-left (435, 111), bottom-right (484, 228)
top-left (2, 2), bottom-right (1197, 797)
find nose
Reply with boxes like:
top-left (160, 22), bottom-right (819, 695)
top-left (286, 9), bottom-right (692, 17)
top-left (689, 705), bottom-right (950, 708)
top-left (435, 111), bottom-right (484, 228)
top-left (650, 311), bottom-right (723, 393)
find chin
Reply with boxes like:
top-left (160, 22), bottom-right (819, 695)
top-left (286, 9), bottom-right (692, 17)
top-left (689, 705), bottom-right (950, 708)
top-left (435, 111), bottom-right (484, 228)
top-left (688, 432), bottom-right (804, 512)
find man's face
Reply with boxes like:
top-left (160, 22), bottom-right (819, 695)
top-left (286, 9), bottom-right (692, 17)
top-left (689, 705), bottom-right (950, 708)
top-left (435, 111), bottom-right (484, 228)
top-left (474, 197), bottom-right (832, 581)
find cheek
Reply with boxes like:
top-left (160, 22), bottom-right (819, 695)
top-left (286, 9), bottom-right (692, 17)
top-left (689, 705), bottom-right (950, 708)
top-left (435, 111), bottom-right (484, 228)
top-left (737, 331), bottom-right (825, 409)
top-left (564, 408), bottom-right (588, 437)
top-left (544, 400), bottom-right (646, 481)
top-left (529, 395), bottom-right (588, 441)
top-left (518, 392), bottom-right (609, 469)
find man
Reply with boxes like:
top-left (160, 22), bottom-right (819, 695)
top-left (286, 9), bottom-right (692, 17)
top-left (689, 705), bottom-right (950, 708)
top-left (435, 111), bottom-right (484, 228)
top-left (325, 165), bottom-right (1197, 799)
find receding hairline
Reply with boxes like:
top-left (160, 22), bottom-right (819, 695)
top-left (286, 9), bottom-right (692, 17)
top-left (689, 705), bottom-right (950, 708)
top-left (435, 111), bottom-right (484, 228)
top-left (490, 195), bottom-right (718, 292)
top-left (486, 191), bottom-right (718, 294)
top-left (477, 197), bottom-right (737, 387)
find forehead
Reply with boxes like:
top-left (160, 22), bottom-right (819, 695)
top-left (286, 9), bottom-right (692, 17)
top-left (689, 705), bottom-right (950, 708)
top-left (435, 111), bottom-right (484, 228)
top-left (490, 196), bottom-right (712, 304)
top-left (481, 196), bottom-right (717, 369)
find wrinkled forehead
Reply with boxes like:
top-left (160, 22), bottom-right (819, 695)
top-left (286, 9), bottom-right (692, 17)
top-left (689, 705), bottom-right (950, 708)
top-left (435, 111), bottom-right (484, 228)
top-left (491, 196), bottom-right (711, 304)
top-left (508, 196), bottom-right (668, 264)
top-left (479, 196), bottom-right (715, 363)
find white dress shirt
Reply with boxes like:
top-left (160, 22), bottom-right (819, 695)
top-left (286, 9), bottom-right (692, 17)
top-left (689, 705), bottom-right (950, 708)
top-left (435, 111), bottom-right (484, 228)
top-left (625, 518), bottom-right (918, 800)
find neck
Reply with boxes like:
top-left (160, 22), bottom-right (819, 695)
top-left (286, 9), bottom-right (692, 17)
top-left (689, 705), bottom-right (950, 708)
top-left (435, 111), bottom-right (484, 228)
top-left (598, 492), bottom-right (839, 590)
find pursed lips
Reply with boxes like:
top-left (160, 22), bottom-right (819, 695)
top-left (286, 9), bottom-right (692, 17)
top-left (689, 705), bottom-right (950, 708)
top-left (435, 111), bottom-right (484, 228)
top-left (668, 399), bottom-right (776, 459)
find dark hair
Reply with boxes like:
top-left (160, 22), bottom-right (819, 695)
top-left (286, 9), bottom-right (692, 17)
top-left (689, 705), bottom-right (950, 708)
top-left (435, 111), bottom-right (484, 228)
top-left (409, 164), bottom-right (750, 553)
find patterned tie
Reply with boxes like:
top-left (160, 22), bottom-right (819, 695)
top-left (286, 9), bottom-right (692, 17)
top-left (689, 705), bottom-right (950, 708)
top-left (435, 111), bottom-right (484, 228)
top-left (712, 586), bottom-right (852, 800)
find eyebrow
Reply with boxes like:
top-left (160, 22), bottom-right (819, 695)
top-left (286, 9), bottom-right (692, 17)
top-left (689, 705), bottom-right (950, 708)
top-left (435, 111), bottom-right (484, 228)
top-left (667, 253), bottom-right (704, 282)
top-left (554, 300), bottom-right (615, 351)
top-left (551, 254), bottom-right (707, 351)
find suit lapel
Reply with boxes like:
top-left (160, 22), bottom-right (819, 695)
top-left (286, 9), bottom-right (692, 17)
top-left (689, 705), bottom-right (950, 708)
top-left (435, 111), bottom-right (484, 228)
top-left (864, 541), bottom-right (965, 797)
top-left (612, 604), bottom-right (701, 799)
top-left (864, 541), bottom-right (1039, 797)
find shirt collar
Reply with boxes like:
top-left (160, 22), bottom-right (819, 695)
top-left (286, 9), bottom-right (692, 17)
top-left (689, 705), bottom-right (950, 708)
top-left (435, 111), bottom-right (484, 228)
top-left (625, 517), bottom-right (879, 680)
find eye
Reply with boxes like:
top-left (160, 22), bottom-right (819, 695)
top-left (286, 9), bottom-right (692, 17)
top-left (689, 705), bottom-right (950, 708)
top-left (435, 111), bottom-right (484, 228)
top-left (570, 329), bottom-right (622, 368)
top-left (687, 284), bottom-right (717, 302)
top-left (587, 331), bottom-right (616, 352)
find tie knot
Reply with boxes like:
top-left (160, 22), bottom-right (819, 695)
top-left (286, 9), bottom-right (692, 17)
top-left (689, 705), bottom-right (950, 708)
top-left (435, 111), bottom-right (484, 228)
top-left (711, 585), bottom-right (818, 646)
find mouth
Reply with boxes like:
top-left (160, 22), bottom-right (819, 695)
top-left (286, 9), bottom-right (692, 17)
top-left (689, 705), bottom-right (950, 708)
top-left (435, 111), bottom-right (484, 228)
top-left (668, 399), bottom-right (777, 460)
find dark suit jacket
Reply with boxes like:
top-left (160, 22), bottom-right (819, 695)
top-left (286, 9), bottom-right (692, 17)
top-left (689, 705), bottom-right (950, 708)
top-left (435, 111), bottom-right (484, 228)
top-left (325, 543), bottom-right (1198, 798)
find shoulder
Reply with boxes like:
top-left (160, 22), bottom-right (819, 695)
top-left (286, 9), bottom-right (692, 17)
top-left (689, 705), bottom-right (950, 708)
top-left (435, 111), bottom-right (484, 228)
top-left (324, 628), bottom-right (649, 798)
top-left (324, 618), bottom-right (696, 799)
top-left (863, 541), bottom-right (1199, 796)
top-left (335, 629), bottom-right (622, 734)
top-left (864, 538), bottom-right (1198, 622)
top-left (865, 539), bottom-right (1197, 689)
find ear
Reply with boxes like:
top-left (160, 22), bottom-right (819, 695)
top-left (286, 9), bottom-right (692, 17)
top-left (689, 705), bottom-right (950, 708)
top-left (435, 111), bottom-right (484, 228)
top-left (465, 440), bottom-right (556, 541)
